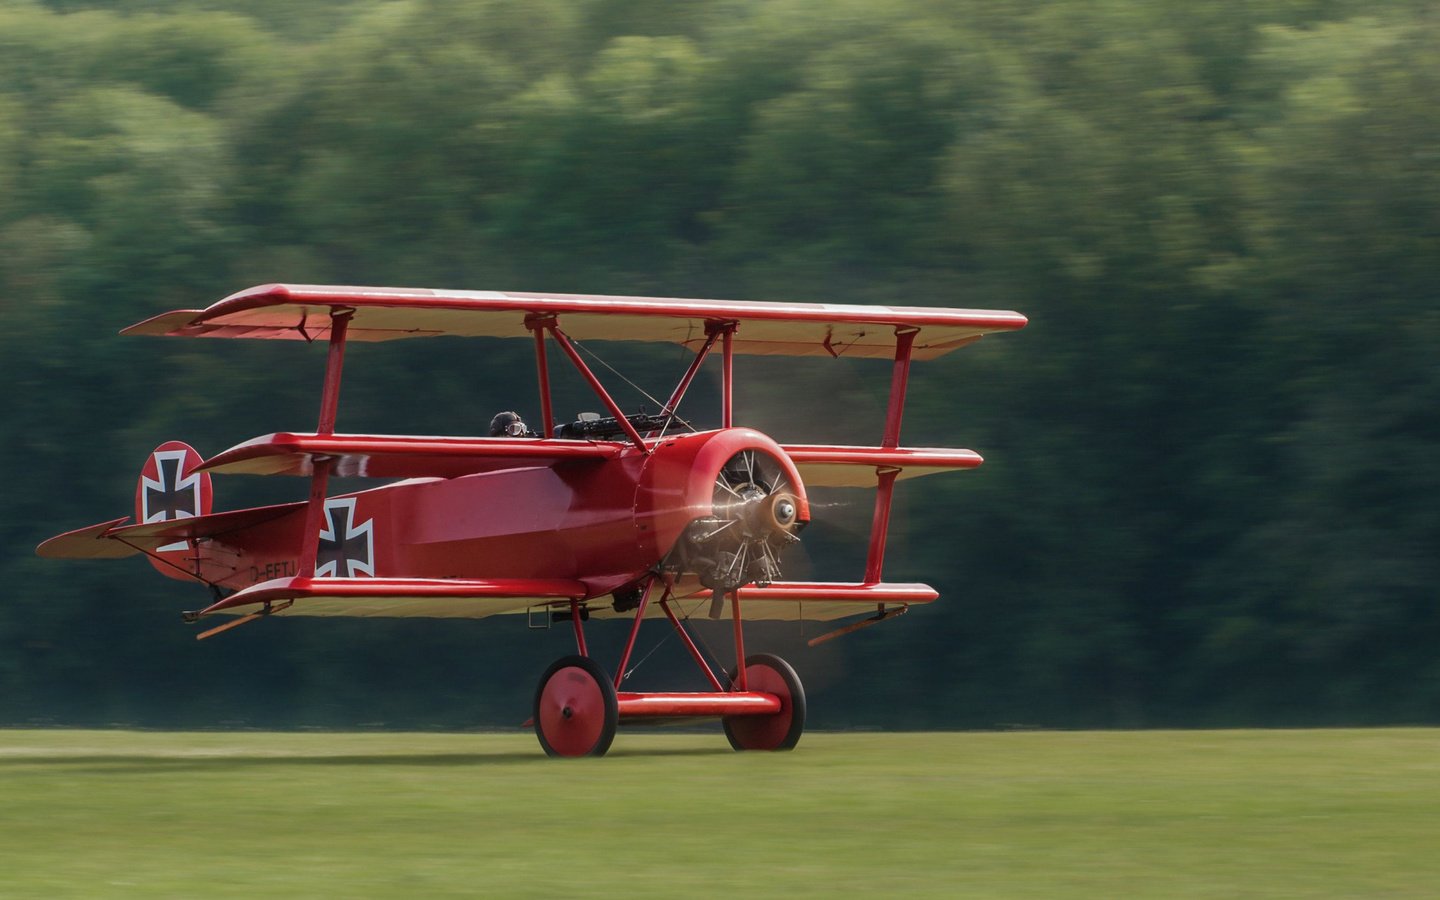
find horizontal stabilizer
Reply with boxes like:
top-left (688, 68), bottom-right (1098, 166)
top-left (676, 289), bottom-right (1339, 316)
top-left (200, 575), bottom-right (590, 619)
top-left (109, 502), bottom-right (305, 549)
top-left (37, 503), bottom-right (305, 559)
top-left (201, 432), bottom-right (621, 478)
top-left (36, 517), bottom-right (139, 559)
top-left (780, 445), bottom-right (982, 487)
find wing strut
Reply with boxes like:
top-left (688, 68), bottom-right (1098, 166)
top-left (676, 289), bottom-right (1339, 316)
top-left (720, 323), bottom-right (736, 428)
top-left (653, 323), bottom-right (724, 436)
top-left (530, 322), bottom-right (555, 438)
top-left (531, 315), bottom-right (650, 453)
top-left (863, 327), bottom-right (917, 583)
top-left (298, 308), bottom-right (353, 575)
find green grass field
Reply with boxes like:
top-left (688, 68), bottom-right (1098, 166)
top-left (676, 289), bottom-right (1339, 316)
top-left (2, 728), bottom-right (1437, 897)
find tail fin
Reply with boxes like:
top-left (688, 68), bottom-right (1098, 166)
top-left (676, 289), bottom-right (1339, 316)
top-left (135, 440), bottom-right (212, 579)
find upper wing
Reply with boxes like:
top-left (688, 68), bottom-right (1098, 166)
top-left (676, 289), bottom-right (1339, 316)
top-left (122, 283), bottom-right (1027, 360)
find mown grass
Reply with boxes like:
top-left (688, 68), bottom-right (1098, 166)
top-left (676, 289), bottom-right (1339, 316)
top-left (1, 728), bottom-right (1437, 897)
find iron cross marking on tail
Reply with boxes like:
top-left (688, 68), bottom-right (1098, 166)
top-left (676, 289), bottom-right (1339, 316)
top-left (142, 452), bottom-right (200, 523)
top-left (316, 497), bottom-right (374, 578)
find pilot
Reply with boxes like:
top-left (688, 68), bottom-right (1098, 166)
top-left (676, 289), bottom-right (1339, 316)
top-left (489, 411), bottom-right (532, 437)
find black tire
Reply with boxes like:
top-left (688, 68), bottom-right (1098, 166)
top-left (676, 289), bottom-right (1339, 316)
top-left (533, 655), bottom-right (619, 758)
top-left (722, 653), bottom-right (806, 752)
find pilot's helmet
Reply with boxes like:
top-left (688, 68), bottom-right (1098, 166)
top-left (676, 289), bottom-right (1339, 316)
top-left (489, 411), bottom-right (527, 437)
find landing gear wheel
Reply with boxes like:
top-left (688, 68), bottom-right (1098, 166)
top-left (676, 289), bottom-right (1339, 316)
top-left (723, 653), bottom-right (806, 751)
top-left (533, 655), bottom-right (618, 758)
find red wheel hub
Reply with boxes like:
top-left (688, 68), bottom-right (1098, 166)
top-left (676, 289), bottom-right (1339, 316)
top-left (723, 654), bottom-right (806, 751)
top-left (534, 656), bottom-right (617, 757)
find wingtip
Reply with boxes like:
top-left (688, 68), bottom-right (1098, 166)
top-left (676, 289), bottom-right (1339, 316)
top-left (119, 309), bottom-right (205, 337)
top-left (36, 516), bottom-right (135, 558)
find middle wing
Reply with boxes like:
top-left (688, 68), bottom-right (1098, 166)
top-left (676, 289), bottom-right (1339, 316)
top-left (200, 433), bottom-right (985, 485)
top-left (200, 432), bottom-right (624, 478)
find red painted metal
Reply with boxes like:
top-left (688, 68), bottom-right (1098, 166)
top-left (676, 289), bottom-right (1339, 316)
top-left (198, 575), bottom-right (587, 615)
top-left (201, 432), bottom-right (624, 478)
top-left (536, 661), bottom-right (612, 756)
top-left (613, 580), bottom-right (656, 687)
top-left (721, 326), bottom-right (734, 428)
top-left (297, 459), bottom-right (333, 577)
top-left (122, 284), bottom-right (1029, 359)
top-left (316, 309), bottom-right (353, 436)
top-left (863, 469), bottom-right (898, 584)
top-left (660, 598), bottom-right (726, 693)
top-left (633, 429), bottom-right (810, 537)
top-left (44, 279), bottom-right (1035, 760)
top-left (882, 328), bottom-right (916, 449)
top-left (730, 590), bottom-right (748, 691)
top-left (863, 329), bottom-right (917, 582)
top-left (106, 426), bottom-right (806, 610)
top-left (660, 329), bottom-right (720, 422)
top-left (722, 656), bottom-right (804, 750)
top-left (569, 598), bottom-right (588, 657)
top-left (779, 444), bottom-right (981, 472)
top-left (547, 325), bottom-right (649, 453)
top-left (132, 440), bottom-right (213, 580)
top-left (298, 311), bottom-right (353, 576)
top-left (530, 322), bottom-right (555, 438)
top-left (738, 580), bottom-right (938, 605)
top-left (615, 691), bottom-right (781, 718)
top-left (57, 427), bottom-right (826, 620)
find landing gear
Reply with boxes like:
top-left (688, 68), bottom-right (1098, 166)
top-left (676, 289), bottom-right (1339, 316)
top-left (532, 580), bottom-right (807, 756)
top-left (723, 653), bottom-right (806, 751)
top-left (533, 655), bottom-right (618, 758)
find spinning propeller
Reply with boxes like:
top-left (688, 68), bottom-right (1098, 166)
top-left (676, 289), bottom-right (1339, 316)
top-left (677, 449), bottom-right (804, 593)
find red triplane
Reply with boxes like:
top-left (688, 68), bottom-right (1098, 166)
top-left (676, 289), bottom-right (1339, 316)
top-left (39, 285), bottom-right (1026, 756)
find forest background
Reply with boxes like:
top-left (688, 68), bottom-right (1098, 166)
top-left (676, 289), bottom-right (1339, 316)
top-left (2, 0), bottom-right (1436, 729)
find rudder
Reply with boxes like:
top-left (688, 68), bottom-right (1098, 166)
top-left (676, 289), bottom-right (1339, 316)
top-left (134, 440), bottom-right (213, 579)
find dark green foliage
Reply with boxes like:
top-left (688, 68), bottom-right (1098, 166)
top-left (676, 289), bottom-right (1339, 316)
top-left (2, 0), bottom-right (1437, 728)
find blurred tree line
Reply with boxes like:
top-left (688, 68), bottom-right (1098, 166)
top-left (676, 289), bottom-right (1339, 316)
top-left (1, 0), bottom-right (1436, 729)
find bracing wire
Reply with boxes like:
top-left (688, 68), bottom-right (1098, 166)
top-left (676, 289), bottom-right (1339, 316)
top-left (623, 596), bottom-right (711, 683)
top-left (571, 337), bottom-right (700, 434)
top-left (571, 338), bottom-right (670, 413)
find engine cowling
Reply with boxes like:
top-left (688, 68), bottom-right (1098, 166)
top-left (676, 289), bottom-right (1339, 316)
top-left (635, 428), bottom-right (809, 593)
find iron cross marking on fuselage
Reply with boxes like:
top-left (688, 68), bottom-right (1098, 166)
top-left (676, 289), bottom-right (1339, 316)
top-left (316, 497), bottom-right (374, 578)
top-left (142, 453), bottom-right (200, 523)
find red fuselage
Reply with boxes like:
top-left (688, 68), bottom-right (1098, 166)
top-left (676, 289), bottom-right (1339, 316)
top-left (183, 428), bottom-right (809, 600)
